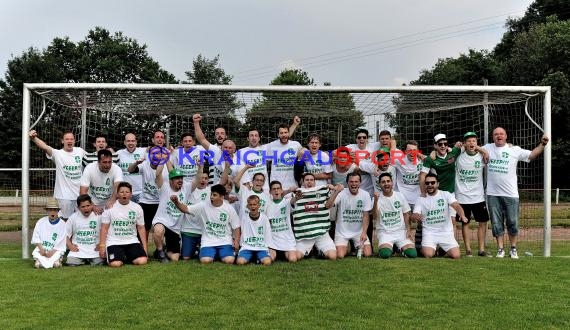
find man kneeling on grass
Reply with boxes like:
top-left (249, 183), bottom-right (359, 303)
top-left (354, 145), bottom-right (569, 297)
top-left (99, 182), bottom-right (148, 267)
top-left (65, 194), bottom-right (104, 266)
top-left (31, 198), bottom-right (66, 269)
top-left (236, 195), bottom-right (272, 266)
top-left (372, 173), bottom-right (417, 259)
top-left (171, 184), bottom-right (240, 265)
top-left (411, 173), bottom-right (468, 259)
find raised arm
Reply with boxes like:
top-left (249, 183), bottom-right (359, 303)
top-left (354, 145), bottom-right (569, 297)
top-left (191, 163), bottom-right (204, 191)
top-left (529, 135), bottom-right (549, 161)
top-left (29, 130), bottom-right (54, 157)
top-left (289, 116), bottom-right (301, 137)
top-left (193, 113), bottom-right (212, 150)
top-left (325, 184), bottom-right (344, 209)
top-left (419, 171), bottom-right (427, 196)
top-left (371, 192), bottom-right (379, 221)
top-left (170, 195), bottom-right (189, 214)
top-left (127, 159), bottom-right (144, 173)
top-left (233, 164), bottom-right (255, 192)
top-left (219, 161), bottom-right (231, 186)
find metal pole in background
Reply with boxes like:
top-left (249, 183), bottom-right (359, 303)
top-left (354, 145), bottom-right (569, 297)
top-left (21, 86), bottom-right (31, 259)
top-left (80, 91), bottom-right (87, 150)
top-left (543, 88), bottom-right (552, 257)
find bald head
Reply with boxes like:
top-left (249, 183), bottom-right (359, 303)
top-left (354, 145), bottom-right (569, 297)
top-left (124, 133), bottom-right (137, 152)
top-left (493, 127), bottom-right (507, 147)
top-left (222, 139), bottom-right (236, 155)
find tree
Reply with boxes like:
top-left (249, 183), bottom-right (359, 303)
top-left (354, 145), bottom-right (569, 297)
top-left (243, 69), bottom-right (364, 150)
top-left (182, 55), bottom-right (244, 141)
top-left (0, 27), bottom-right (177, 180)
top-left (411, 49), bottom-right (500, 85)
top-left (500, 18), bottom-right (570, 186)
top-left (494, 0), bottom-right (570, 62)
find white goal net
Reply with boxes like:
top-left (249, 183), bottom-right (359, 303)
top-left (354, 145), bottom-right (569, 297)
top-left (20, 84), bottom-right (553, 258)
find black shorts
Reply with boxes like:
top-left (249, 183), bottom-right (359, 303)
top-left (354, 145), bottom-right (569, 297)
top-left (457, 202), bottom-right (489, 223)
top-left (107, 243), bottom-right (146, 264)
top-left (271, 249), bottom-right (289, 262)
top-left (139, 203), bottom-right (159, 231)
top-left (154, 224), bottom-right (181, 254)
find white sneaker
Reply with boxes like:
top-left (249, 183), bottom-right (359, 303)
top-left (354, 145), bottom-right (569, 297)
top-left (496, 249), bottom-right (505, 258)
top-left (53, 259), bottom-right (62, 268)
top-left (509, 248), bottom-right (519, 259)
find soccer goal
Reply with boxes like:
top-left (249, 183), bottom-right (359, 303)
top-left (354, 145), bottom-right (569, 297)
top-left (21, 84), bottom-right (553, 258)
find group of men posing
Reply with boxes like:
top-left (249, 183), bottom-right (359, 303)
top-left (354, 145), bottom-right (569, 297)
top-left (27, 113), bottom-right (549, 268)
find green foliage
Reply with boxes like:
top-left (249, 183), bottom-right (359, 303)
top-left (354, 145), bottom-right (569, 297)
top-left (494, 0), bottom-right (570, 62)
top-left (411, 49), bottom-right (500, 85)
top-left (406, 1), bottom-right (570, 186)
top-left (0, 27), bottom-right (177, 176)
top-left (244, 69), bottom-right (364, 150)
top-left (182, 54), bottom-right (244, 139)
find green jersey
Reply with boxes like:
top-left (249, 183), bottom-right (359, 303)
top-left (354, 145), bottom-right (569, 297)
top-left (421, 147), bottom-right (461, 193)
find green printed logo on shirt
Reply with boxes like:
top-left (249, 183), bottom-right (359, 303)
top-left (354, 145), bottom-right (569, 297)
top-left (356, 200), bottom-right (363, 208)
top-left (280, 207), bottom-right (286, 215)
top-left (89, 220), bottom-right (97, 229)
top-left (474, 160), bottom-right (481, 168)
top-left (502, 152), bottom-right (509, 159)
top-left (128, 211), bottom-right (135, 220)
top-left (220, 213), bottom-right (228, 222)
top-left (437, 199), bottom-right (445, 207)
top-left (75, 156), bottom-right (81, 163)
top-left (257, 226), bottom-right (264, 235)
top-left (394, 201), bottom-right (401, 209)
top-left (106, 178), bottom-right (110, 185)
top-left (52, 233), bottom-right (58, 241)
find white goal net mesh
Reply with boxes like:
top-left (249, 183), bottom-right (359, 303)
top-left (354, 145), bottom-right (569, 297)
top-left (22, 85), bottom-right (557, 256)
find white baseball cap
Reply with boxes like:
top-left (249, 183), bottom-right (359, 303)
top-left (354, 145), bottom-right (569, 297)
top-left (434, 133), bottom-right (447, 143)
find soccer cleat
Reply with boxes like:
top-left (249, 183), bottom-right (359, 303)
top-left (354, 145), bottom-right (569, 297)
top-left (466, 250), bottom-right (473, 257)
top-left (157, 249), bottom-right (169, 263)
top-left (509, 248), bottom-right (519, 259)
top-left (496, 248), bottom-right (505, 258)
top-left (477, 250), bottom-right (487, 257)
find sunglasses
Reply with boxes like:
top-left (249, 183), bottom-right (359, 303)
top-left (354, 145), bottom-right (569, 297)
top-left (357, 136), bottom-right (368, 140)
top-left (425, 181), bottom-right (437, 185)
top-left (437, 142), bottom-right (448, 147)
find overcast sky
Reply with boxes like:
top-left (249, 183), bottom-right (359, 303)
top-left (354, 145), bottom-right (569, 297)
top-left (1, 0), bottom-right (534, 86)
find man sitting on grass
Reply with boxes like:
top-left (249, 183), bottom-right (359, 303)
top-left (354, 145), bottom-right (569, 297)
top-left (236, 195), bottom-right (272, 266)
top-left (372, 173), bottom-right (416, 259)
top-left (65, 194), bottom-right (104, 266)
top-left (31, 198), bottom-right (66, 269)
top-left (171, 184), bottom-right (240, 265)
top-left (99, 182), bottom-right (148, 267)
top-left (411, 173), bottom-right (468, 259)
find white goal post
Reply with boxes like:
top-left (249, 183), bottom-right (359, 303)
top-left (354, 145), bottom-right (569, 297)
top-left (21, 83), bottom-right (552, 258)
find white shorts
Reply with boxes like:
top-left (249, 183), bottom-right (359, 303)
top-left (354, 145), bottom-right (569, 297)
top-left (421, 231), bottom-right (459, 252)
top-left (32, 249), bottom-right (64, 268)
top-left (378, 231), bottom-right (413, 249)
top-left (296, 233), bottom-right (336, 256)
top-left (334, 233), bottom-right (371, 247)
top-left (57, 198), bottom-right (76, 219)
top-left (269, 237), bottom-right (296, 252)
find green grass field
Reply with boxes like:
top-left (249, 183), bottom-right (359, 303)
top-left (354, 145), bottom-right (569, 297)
top-left (1, 251), bottom-right (569, 329)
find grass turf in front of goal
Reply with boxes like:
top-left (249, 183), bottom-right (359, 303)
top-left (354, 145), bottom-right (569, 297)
top-left (1, 254), bottom-right (569, 329)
